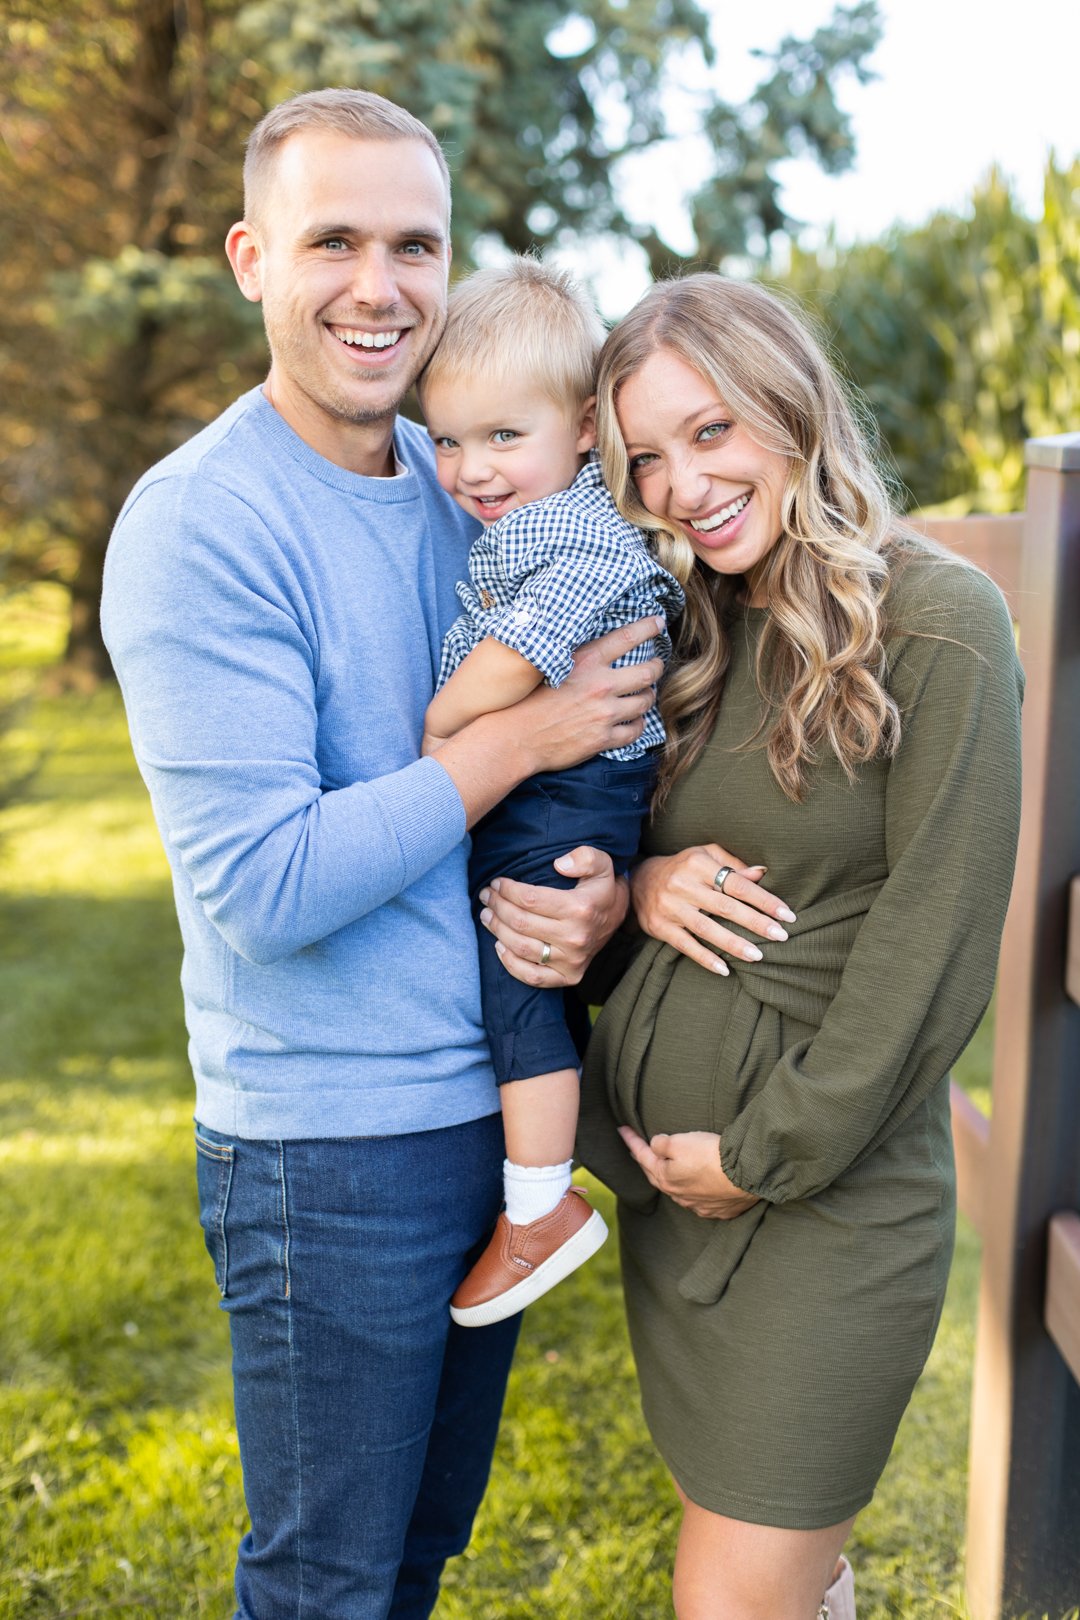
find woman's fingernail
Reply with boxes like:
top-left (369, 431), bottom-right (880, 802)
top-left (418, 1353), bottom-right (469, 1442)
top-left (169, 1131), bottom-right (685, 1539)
top-left (744, 944), bottom-right (763, 962)
top-left (712, 959), bottom-right (730, 976)
top-left (778, 907), bottom-right (796, 923)
top-left (654, 614), bottom-right (666, 631)
top-left (766, 924), bottom-right (787, 941)
top-left (479, 908), bottom-right (492, 927)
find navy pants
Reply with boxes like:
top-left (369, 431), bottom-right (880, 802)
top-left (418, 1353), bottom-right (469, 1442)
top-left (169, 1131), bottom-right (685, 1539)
top-left (196, 1114), bottom-right (519, 1619)
top-left (468, 750), bottom-right (658, 1084)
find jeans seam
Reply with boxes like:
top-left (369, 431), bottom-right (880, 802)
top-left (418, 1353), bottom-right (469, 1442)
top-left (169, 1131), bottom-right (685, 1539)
top-left (279, 1140), bottom-right (304, 1619)
top-left (277, 1140), bottom-right (292, 1302)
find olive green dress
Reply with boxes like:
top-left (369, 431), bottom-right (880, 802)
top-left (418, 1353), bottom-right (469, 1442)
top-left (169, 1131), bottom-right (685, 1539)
top-left (578, 548), bottom-right (1023, 1530)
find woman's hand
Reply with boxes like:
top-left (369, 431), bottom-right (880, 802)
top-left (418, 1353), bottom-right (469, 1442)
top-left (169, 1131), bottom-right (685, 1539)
top-left (631, 844), bottom-right (796, 976)
top-left (618, 1127), bottom-right (759, 1220)
top-left (478, 846), bottom-right (629, 988)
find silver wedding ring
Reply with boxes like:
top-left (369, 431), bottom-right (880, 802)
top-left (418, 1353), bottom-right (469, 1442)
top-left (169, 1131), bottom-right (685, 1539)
top-left (539, 941), bottom-right (552, 967)
top-left (712, 865), bottom-right (735, 894)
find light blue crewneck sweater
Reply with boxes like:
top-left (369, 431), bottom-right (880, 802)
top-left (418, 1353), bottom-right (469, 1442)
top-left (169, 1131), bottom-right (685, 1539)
top-left (102, 387), bottom-right (500, 1138)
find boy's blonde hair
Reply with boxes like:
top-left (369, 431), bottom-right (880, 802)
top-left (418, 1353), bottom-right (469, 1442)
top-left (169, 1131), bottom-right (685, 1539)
top-left (420, 257), bottom-right (605, 414)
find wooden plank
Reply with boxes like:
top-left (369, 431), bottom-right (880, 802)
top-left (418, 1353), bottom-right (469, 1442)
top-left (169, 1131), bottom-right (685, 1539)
top-left (965, 436), bottom-right (1080, 1619)
top-left (951, 1079), bottom-right (990, 1232)
top-left (913, 514), bottom-right (1024, 618)
top-left (1067, 876), bottom-right (1080, 1008)
top-left (1046, 1211), bottom-right (1080, 1389)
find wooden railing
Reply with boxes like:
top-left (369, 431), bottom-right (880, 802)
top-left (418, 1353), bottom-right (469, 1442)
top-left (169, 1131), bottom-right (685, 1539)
top-left (916, 436), bottom-right (1080, 1619)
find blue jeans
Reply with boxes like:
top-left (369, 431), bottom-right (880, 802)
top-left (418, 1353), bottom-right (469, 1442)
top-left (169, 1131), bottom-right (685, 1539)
top-left (195, 1113), bottom-right (520, 1619)
top-left (468, 750), bottom-right (658, 1083)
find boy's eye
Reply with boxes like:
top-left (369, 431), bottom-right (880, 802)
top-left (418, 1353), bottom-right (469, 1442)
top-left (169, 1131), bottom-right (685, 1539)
top-left (697, 420), bottom-right (732, 443)
top-left (491, 429), bottom-right (519, 445)
top-left (431, 435), bottom-right (459, 451)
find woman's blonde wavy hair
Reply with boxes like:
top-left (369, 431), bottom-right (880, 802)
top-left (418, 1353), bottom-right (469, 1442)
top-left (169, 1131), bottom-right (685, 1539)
top-left (596, 273), bottom-right (913, 806)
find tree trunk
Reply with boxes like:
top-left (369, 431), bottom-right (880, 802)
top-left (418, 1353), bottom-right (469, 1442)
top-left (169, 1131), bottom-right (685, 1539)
top-left (53, 0), bottom-right (183, 688)
top-left (57, 536), bottom-right (116, 689)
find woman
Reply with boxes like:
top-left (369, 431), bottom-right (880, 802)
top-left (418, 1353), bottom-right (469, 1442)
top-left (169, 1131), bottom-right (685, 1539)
top-left (576, 275), bottom-right (1023, 1619)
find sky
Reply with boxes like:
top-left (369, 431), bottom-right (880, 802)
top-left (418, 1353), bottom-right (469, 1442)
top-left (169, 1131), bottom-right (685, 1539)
top-left (555, 0), bottom-right (1080, 316)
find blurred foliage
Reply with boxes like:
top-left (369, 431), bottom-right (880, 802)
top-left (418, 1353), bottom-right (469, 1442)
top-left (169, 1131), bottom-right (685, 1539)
top-left (0, 0), bottom-right (878, 682)
top-left (781, 157), bottom-right (1080, 512)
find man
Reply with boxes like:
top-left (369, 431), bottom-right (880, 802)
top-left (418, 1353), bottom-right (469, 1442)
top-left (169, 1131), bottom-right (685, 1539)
top-left (100, 89), bottom-right (661, 1619)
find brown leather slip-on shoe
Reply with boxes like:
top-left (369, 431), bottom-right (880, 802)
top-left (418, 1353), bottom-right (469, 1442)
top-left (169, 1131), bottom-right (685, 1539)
top-left (449, 1187), bottom-right (608, 1327)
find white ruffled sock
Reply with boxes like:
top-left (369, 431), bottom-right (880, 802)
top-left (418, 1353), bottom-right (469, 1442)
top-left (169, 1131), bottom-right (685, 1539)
top-left (503, 1158), bottom-right (573, 1225)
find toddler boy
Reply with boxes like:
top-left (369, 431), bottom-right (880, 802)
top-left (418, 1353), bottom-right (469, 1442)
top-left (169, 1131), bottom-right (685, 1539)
top-left (419, 257), bottom-right (684, 1326)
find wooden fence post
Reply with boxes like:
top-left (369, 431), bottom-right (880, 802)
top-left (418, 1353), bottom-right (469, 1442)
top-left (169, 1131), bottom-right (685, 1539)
top-left (965, 434), bottom-right (1080, 1619)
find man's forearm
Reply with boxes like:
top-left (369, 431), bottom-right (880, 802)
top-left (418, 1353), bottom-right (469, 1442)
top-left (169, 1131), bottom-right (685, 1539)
top-left (432, 707), bottom-right (537, 827)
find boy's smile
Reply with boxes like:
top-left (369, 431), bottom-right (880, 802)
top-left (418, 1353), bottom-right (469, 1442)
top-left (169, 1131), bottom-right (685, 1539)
top-left (422, 375), bottom-right (596, 525)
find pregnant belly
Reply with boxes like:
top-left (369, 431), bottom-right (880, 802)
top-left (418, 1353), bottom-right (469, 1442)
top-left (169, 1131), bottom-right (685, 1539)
top-left (635, 956), bottom-right (815, 1140)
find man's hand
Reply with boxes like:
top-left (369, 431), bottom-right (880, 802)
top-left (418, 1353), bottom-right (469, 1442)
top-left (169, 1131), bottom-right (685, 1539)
top-left (511, 618), bottom-right (665, 776)
top-left (617, 1127), bottom-right (760, 1220)
top-left (433, 615), bottom-right (665, 828)
top-left (478, 845), bottom-right (629, 987)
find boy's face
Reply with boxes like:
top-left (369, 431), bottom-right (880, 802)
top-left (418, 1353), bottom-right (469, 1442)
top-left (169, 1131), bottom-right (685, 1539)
top-left (423, 374), bottom-right (596, 526)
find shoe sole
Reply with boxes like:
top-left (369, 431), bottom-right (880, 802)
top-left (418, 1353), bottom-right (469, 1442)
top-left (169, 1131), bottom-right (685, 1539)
top-left (450, 1208), bottom-right (609, 1328)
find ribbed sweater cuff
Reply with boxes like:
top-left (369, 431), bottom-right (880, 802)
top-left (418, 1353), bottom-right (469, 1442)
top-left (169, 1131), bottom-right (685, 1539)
top-left (374, 756), bottom-right (467, 884)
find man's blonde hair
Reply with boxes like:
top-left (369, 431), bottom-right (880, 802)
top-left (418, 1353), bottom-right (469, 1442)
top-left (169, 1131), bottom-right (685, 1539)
top-left (243, 88), bottom-right (451, 225)
top-left (420, 257), bottom-right (605, 414)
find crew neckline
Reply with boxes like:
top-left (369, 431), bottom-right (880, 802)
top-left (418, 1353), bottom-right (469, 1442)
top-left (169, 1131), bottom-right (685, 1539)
top-left (249, 388), bottom-right (422, 503)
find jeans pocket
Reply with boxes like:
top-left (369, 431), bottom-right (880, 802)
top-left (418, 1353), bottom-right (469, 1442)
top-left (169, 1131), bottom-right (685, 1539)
top-left (195, 1129), bottom-right (235, 1298)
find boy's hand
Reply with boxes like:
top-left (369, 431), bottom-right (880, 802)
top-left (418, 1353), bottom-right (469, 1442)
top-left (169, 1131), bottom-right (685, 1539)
top-left (478, 846), bottom-right (629, 986)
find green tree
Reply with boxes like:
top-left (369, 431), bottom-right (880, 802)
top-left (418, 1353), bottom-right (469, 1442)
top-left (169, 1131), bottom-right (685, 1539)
top-left (781, 157), bottom-right (1080, 512)
top-left (1, 0), bottom-right (881, 682)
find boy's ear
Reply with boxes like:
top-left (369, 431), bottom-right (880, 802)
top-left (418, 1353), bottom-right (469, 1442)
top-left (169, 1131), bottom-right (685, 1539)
top-left (576, 394), bottom-right (597, 453)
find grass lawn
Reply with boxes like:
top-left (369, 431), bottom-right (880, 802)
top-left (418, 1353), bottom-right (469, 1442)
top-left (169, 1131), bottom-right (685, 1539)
top-left (0, 658), bottom-right (1042, 1619)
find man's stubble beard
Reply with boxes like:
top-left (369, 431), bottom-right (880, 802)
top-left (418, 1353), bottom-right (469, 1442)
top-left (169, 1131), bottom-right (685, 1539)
top-left (263, 299), bottom-right (442, 428)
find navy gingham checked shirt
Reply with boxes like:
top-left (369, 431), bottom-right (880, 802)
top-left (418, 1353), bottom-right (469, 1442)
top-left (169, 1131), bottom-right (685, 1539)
top-left (437, 454), bottom-right (684, 761)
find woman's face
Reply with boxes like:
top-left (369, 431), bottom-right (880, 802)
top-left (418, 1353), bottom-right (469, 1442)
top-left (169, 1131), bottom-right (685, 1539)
top-left (616, 347), bottom-right (790, 603)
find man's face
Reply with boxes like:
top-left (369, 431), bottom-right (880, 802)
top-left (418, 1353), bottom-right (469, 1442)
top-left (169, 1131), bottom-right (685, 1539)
top-left (235, 131), bottom-right (451, 462)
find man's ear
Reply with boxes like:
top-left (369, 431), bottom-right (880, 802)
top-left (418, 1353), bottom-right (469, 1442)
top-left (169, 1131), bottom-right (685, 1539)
top-left (225, 221), bottom-right (264, 304)
top-left (576, 394), bottom-right (597, 453)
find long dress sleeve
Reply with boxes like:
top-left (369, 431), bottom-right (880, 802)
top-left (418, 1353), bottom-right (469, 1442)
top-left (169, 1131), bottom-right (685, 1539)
top-left (719, 562), bottom-right (1023, 1203)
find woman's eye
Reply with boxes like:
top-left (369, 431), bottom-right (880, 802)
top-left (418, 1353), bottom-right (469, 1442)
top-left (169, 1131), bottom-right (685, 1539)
top-left (697, 421), bottom-right (732, 443)
top-left (629, 452), bottom-right (657, 474)
top-left (492, 430), bottom-right (519, 445)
